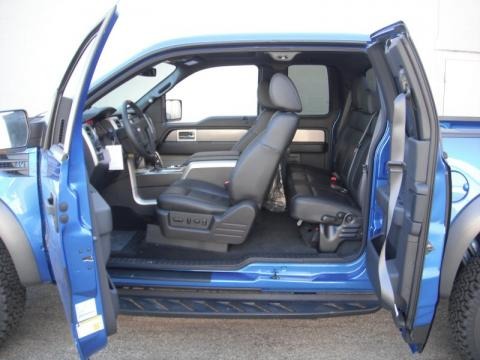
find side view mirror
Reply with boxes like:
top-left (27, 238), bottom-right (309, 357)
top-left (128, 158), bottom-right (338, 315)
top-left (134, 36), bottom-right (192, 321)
top-left (166, 99), bottom-right (182, 121)
top-left (0, 110), bottom-right (29, 151)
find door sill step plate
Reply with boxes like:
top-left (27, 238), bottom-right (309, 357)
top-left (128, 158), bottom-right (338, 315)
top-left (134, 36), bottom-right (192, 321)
top-left (118, 287), bottom-right (380, 318)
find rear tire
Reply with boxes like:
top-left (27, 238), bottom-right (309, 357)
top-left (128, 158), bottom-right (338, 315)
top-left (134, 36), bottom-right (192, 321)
top-left (449, 256), bottom-right (480, 360)
top-left (0, 240), bottom-right (26, 346)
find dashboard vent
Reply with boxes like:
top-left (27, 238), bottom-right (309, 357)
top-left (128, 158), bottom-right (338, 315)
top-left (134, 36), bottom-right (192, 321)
top-left (114, 118), bottom-right (123, 128)
top-left (83, 125), bottom-right (103, 154)
top-left (83, 125), bottom-right (97, 145)
top-left (84, 125), bottom-right (94, 140)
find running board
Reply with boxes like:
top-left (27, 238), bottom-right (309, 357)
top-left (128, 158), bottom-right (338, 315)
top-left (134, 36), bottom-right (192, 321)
top-left (118, 287), bottom-right (380, 318)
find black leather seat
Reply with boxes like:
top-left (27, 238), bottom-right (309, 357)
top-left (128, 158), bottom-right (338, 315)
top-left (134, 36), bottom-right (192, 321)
top-left (232, 80), bottom-right (276, 152)
top-left (185, 80), bottom-right (276, 163)
top-left (156, 73), bottom-right (302, 252)
top-left (287, 69), bottom-right (379, 252)
top-left (157, 179), bottom-right (230, 214)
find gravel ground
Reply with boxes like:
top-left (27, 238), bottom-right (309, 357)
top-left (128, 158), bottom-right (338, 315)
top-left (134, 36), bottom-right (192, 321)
top-left (0, 285), bottom-right (461, 360)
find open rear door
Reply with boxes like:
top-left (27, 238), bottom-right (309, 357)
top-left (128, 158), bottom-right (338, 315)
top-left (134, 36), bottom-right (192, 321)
top-left (366, 22), bottom-right (450, 352)
top-left (39, 7), bottom-right (118, 359)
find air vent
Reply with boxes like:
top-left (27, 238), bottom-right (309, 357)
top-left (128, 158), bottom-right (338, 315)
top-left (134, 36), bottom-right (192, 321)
top-left (83, 125), bottom-right (103, 155)
top-left (84, 125), bottom-right (94, 140)
top-left (114, 118), bottom-right (123, 128)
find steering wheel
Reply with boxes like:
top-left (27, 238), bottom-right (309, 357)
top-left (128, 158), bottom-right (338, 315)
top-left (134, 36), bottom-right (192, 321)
top-left (121, 100), bottom-right (157, 161)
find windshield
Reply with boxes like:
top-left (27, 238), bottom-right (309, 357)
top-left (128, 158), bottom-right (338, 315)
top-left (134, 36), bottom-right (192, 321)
top-left (92, 62), bottom-right (175, 108)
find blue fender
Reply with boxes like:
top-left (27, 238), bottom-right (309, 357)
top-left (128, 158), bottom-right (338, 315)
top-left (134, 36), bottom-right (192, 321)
top-left (0, 200), bottom-right (40, 285)
top-left (440, 195), bottom-right (480, 297)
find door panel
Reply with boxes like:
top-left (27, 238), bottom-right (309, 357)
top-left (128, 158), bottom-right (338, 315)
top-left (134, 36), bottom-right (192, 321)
top-left (366, 22), bottom-right (448, 352)
top-left (292, 129), bottom-right (326, 143)
top-left (40, 7), bottom-right (118, 359)
top-left (287, 64), bottom-right (335, 171)
top-left (288, 113), bottom-right (338, 170)
top-left (156, 115), bottom-right (255, 166)
top-left (159, 114), bottom-right (337, 169)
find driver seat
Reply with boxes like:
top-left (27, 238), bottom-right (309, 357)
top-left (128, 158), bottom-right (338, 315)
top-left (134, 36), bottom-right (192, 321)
top-left (154, 73), bottom-right (302, 252)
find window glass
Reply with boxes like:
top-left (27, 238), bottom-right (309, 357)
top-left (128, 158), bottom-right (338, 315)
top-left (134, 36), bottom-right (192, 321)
top-left (288, 65), bottom-right (329, 115)
top-left (166, 65), bottom-right (258, 122)
top-left (92, 62), bottom-right (176, 109)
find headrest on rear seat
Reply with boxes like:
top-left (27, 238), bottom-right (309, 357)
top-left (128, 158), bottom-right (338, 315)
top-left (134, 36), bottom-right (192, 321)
top-left (257, 81), bottom-right (275, 109)
top-left (352, 68), bottom-right (379, 114)
top-left (268, 73), bottom-right (302, 113)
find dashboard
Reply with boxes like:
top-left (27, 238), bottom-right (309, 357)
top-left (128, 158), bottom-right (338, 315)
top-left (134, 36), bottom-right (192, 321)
top-left (81, 106), bottom-right (128, 186)
top-left (81, 101), bottom-right (161, 188)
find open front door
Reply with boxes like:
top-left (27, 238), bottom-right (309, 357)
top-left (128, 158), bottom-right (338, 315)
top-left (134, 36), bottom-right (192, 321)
top-left (39, 7), bottom-right (118, 359)
top-left (366, 22), bottom-right (450, 352)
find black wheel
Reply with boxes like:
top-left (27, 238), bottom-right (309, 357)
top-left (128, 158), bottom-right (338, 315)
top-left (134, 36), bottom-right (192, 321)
top-left (0, 240), bottom-right (26, 346)
top-left (449, 256), bottom-right (480, 360)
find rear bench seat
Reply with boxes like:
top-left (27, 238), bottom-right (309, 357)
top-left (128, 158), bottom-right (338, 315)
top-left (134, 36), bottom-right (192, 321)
top-left (287, 69), bottom-right (379, 252)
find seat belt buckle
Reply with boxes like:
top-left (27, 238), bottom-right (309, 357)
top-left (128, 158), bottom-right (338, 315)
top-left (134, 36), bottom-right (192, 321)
top-left (331, 183), bottom-right (348, 194)
top-left (387, 160), bottom-right (405, 173)
top-left (330, 172), bottom-right (340, 184)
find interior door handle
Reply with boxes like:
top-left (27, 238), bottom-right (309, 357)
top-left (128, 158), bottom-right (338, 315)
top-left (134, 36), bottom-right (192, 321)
top-left (177, 130), bottom-right (196, 141)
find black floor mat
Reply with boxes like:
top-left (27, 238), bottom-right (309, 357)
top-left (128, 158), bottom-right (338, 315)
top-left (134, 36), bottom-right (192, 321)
top-left (110, 230), bottom-right (144, 256)
top-left (111, 231), bottom-right (136, 253)
top-left (109, 211), bottom-right (320, 265)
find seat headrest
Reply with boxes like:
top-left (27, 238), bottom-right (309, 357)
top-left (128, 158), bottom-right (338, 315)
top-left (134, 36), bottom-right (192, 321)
top-left (352, 68), bottom-right (379, 114)
top-left (268, 73), bottom-right (302, 112)
top-left (257, 81), bottom-right (275, 109)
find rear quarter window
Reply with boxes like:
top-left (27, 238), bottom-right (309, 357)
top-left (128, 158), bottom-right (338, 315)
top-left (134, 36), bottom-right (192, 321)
top-left (288, 65), bottom-right (329, 116)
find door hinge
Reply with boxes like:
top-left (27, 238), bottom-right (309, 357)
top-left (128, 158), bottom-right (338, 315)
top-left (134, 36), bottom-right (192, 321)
top-left (50, 143), bottom-right (68, 162)
top-left (398, 68), bottom-right (411, 97)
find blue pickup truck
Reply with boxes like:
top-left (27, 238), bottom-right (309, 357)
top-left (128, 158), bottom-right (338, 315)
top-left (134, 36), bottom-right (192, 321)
top-left (0, 7), bottom-right (479, 360)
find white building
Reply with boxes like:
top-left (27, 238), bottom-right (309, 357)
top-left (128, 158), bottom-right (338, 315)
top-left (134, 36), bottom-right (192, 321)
top-left (0, 0), bottom-right (479, 117)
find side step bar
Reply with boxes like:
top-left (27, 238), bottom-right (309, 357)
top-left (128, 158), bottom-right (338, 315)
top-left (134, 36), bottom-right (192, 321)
top-left (118, 287), bottom-right (380, 318)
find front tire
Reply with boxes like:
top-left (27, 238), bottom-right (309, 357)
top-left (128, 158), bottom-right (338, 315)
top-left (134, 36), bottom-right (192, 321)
top-left (0, 241), bottom-right (26, 346)
top-left (449, 256), bottom-right (480, 360)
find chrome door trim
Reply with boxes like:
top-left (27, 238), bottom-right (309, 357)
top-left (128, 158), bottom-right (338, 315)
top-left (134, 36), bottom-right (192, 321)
top-left (165, 129), bottom-right (247, 142)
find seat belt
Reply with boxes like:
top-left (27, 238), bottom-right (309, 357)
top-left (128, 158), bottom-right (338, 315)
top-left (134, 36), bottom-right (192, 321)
top-left (331, 91), bottom-right (352, 168)
top-left (337, 91), bottom-right (352, 134)
top-left (378, 92), bottom-right (407, 319)
top-left (346, 110), bottom-right (378, 181)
